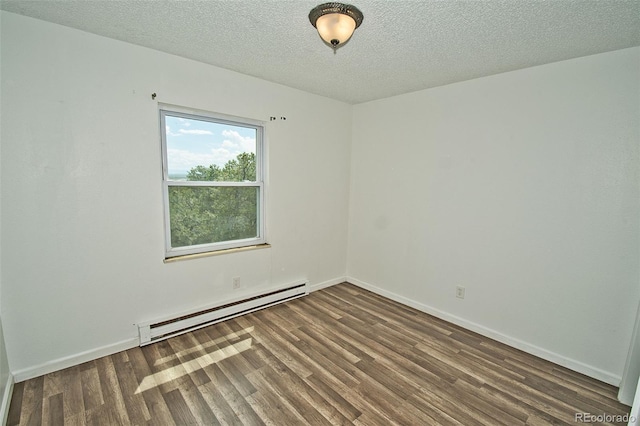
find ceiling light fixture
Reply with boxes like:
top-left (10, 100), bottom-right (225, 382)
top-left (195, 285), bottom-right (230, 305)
top-left (309, 2), bottom-right (363, 52)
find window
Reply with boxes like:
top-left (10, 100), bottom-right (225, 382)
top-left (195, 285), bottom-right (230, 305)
top-left (160, 106), bottom-right (265, 258)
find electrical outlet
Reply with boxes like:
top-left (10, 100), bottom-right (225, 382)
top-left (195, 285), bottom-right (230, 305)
top-left (456, 286), bottom-right (466, 299)
top-left (232, 277), bottom-right (241, 289)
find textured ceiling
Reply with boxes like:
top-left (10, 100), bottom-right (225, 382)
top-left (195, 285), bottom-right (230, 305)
top-left (1, 0), bottom-right (639, 104)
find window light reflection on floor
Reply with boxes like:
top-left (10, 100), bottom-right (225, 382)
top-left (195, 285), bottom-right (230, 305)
top-left (136, 334), bottom-right (254, 394)
top-left (152, 326), bottom-right (255, 367)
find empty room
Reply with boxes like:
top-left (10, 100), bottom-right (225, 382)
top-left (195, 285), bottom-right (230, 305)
top-left (0, 0), bottom-right (639, 424)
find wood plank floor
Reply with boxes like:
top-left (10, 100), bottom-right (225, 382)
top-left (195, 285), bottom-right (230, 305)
top-left (8, 283), bottom-right (631, 425)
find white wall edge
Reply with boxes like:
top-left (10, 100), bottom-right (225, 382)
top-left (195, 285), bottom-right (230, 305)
top-left (310, 276), bottom-right (346, 293)
top-left (346, 276), bottom-right (622, 387)
top-left (619, 300), bottom-right (640, 406)
top-left (12, 338), bottom-right (139, 383)
top-left (628, 378), bottom-right (640, 425)
top-left (0, 373), bottom-right (14, 426)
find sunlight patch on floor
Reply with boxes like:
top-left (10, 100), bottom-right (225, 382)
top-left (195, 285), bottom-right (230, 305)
top-left (136, 337), bottom-right (253, 394)
top-left (153, 326), bottom-right (255, 367)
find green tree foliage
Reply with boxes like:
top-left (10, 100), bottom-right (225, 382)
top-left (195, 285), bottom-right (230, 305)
top-left (169, 152), bottom-right (258, 248)
top-left (185, 152), bottom-right (255, 182)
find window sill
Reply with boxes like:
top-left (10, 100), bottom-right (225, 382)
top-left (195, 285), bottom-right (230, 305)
top-left (164, 243), bottom-right (271, 263)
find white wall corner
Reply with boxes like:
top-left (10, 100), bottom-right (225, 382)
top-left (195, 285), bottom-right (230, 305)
top-left (310, 276), bottom-right (347, 293)
top-left (346, 276), bottom-right (622, 387)
top-left (0, 373), bottom-right (14, 426)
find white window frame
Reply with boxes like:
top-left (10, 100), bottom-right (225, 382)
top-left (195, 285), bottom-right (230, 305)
top-left (160, 105), bottom-right (266, 258)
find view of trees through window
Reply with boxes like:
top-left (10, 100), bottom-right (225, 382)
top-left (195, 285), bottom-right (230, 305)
top-left (161, 110), bottom-right (263, 255)
top-left (168, 153), bottom-right (258, 247)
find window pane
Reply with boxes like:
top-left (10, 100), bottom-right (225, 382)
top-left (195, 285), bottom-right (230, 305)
top-left (165, 115), bottom-right (257, 182)
top-left (168, 186), bottom-right (259, 247)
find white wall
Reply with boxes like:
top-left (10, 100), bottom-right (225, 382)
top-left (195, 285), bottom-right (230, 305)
top-left (348, 47), bottom-right (640, 384)
top-left (629, 378), bottom-right (640, 425)
top-left (620, 303), bottom-right (640, 404)
top-left (0, 319), bottom-right (10, 425)
top-left (0, 11), bottom-right (351, 375)
top-left (0, 15), bottom-right (12, 423)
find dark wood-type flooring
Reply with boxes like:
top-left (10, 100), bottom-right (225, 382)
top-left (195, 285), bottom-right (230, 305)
top-left (8, 282), bottom-right (631, 425)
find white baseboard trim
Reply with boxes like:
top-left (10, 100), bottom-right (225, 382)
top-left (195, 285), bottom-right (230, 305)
top-left (13, 338), bottom-right (139, 383)
top-left (1, 373), bottom-right (14, 426)
top-left (346, 276), bottom-right (621, 387)
top-left (310, 276), bottom-right (347, 293)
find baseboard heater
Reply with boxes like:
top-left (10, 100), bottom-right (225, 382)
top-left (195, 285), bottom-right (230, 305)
top-left (138, 281), bottom-right (309, 346)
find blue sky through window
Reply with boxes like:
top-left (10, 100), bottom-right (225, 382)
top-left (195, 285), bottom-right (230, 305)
top-left (165, 115), bottom-right (256, 175)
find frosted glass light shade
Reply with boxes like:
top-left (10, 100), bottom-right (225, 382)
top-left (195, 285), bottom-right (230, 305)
top-left (316, 13), bottom-right (357, 47)
top-left (309, 3), bottom-right (363, 50)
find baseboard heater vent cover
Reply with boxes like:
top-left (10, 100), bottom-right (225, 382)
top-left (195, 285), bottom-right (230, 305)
top-left (138, 281), bottom-right (308, 346)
